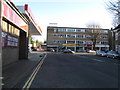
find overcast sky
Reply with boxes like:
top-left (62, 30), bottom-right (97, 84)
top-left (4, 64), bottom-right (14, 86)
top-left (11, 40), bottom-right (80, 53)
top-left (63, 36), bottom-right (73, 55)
top-left (12, 0), bottom-right (113, 42)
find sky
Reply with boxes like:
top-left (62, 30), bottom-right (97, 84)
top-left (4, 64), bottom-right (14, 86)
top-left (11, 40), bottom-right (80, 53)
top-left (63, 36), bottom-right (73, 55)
top-left (12, 0), bottom-right (113, 42)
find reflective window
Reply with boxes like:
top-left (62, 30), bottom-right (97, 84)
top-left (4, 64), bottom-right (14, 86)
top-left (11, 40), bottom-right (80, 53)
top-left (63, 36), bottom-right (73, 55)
top-left (76, 29), bottom-right (85, 32)
top-left (66, 28), bottom-right (75, 32)
top-left (76, 34), bottom-right (84, 38)
top-left (67, 34), bottom-right (75, 38)
top-left (67, 41), bottom-right (75, 44)
top-left (101, 30), bottom-right (108, 34)
top-left (76, 41), bottom-right (84, 44)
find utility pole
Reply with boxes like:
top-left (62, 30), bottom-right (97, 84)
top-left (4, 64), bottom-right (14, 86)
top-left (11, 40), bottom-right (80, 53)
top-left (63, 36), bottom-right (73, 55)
top-left (0, 0), bottom-right (3, 89)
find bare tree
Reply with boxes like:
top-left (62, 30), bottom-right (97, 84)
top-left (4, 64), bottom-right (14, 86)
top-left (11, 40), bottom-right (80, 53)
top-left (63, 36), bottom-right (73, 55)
top-left (86, 23), bottom-right (101, 50)
top-left (106, 0), bottom-right (120, 27)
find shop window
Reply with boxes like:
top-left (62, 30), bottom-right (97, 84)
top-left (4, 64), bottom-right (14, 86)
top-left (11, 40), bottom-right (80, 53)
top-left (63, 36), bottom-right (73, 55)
top-left (8, 24), bottom-right (12, 33)
top-left (2, 20), bottom-right (8, 32)
top-left (14, 28), bottom-right (19, 36)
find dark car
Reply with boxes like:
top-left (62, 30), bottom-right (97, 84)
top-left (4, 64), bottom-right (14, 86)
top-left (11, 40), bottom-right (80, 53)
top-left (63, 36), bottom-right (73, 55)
top-left (63, 49), bottom-right (75, 54)
top-left (106, 51), bottom-right (120, 59)
top-left (96, 51), bottom-right (107, 56)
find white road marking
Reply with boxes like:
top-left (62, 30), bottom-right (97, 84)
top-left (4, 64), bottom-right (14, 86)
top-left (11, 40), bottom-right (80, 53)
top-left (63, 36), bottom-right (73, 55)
top-left (22, 54), bottom-right (47, 90)
top-left (92, 59), bottom-right (105, 62)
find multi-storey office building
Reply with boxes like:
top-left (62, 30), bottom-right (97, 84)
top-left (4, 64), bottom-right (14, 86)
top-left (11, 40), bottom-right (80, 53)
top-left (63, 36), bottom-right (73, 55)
top-left (47, 26), bottom-right (110, 52)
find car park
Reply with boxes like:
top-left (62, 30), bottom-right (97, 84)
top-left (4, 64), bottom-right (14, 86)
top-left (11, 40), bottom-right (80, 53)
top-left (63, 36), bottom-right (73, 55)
top-left (106, 51), bottom-right (120, 59)
top-left (63, 49), bottom-right (75, 54)
top-left (96, 51), bottom-right (107, 56)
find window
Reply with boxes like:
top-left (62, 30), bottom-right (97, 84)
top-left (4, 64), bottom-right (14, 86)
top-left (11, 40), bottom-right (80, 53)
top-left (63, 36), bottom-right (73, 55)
top-left (53, 34), bottom-right (66, 38)
top-left (67, 34), bottom-right (75, 38)
top-left (101, 30), bottom-right (108, 34)
top-left (76, 41), bottom-right (84, 44)
top-left (58, 34), bottom-right (66, 38)
top-left (54, 28), bottom-right (57, 32)
top-left (14, 28), bottom-right (19, 36)
top-left (76, 34), bottom-right (84, 38)
top-left (85, 35), bottom-right (91, 38)
top-left (58, 28), bottom-right (66, 32)
top-left (2, 20), bottom-right (8, 32)
top-left (66, 28), bottom-right (75, 32)
top-left (100, 35), bottom-right (108, 39)
top-left (96, 41), bottom-right (100, 44)
top-left (76, 29), bottom-right (85, 32)
top-left (85, 29), bottom-right (92, 33)
top-left (67, 41), bottom-right (75, 44)
top-left (101, 41), bottom-right (108, 44)
top-left (85, 41), bottom-right (93, 44)
top-left (56, 40), bottom-right (66, 44)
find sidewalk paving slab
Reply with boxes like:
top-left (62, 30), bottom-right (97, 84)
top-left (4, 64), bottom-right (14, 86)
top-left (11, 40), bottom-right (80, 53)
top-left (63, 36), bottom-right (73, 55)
top-left (2, 51), bottom-right (45, 88)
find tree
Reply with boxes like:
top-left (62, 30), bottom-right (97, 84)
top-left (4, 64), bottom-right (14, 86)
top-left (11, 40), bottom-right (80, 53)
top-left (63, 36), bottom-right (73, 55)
top-left (86, 23), bottom-right (101, 50)
top-left (30, 36), bottom-right (34, 47)
top-left (36, 40), bottom-right (42, 47)
top-left (107, 0), bottom-right (120, 27)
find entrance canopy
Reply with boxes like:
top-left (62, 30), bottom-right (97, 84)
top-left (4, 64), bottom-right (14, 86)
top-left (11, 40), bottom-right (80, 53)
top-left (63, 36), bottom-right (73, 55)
top-left (17, 5), bottom-right (42, 35)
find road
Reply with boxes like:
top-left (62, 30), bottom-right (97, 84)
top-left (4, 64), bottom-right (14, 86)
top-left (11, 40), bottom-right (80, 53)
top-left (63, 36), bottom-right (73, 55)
top-left (24, 53), bottom-right (120, 88)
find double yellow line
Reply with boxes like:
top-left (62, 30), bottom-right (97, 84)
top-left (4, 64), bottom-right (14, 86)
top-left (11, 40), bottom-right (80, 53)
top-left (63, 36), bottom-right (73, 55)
top-left (22, 54), bottom-right (47, 90)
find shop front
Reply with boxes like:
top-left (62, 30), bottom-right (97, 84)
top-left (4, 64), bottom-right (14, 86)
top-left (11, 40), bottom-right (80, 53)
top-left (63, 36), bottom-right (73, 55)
top-left (1, 0), bottom-right (28, 65)
top-left (17, 4), bottom-right (42, 49)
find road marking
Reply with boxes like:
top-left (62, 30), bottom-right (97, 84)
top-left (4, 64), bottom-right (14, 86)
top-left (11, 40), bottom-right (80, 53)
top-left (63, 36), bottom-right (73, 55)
top-left (22, 54), bottom-right (47, 90)
top-left (92, 59), bottom-right (105, 62)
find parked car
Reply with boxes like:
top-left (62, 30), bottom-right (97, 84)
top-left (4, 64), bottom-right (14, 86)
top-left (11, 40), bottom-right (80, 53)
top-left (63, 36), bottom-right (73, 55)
top-left (106, 51), bottom-right (120, 59)
top-left (96, 51), bottom-right (107, 56)
top-left (87, 50), bottom-right (96, 53)
top-left (51, 48), bottom-right (55, 52)
top-left (32, 48), bottom-right (37, 51)
top-left (63, 49), bottom-right (75, 54)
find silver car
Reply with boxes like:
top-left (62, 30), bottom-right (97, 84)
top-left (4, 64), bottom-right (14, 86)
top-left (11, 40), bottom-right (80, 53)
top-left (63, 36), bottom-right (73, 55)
top-left (63, 49), bottom-right (75, 54)
top-left (106, 51), bottom-right (120, 59)
top-left (96, 51), bottom-right (107, 56)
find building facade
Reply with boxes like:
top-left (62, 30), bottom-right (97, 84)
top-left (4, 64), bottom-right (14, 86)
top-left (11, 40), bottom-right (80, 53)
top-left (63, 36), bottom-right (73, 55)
top-left (114, 24), bottom-right (120, 54)
top-left (47, 26), bottom-right (110, 52)
top-left (1, 0), bottom-right (42, 66)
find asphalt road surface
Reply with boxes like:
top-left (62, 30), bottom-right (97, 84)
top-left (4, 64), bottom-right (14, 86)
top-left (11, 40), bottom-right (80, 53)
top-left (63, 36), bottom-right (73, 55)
top-left (28, 53), bottom-right (119, 88)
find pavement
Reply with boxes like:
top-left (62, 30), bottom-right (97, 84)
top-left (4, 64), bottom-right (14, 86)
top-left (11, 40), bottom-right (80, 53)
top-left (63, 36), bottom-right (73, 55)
top-left (2, 51), bottom-right (45, 89)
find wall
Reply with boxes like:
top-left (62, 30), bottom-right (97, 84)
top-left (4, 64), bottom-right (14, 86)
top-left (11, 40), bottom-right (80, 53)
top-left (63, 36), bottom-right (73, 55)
top-left (2, 48), bottom-right (19, 65)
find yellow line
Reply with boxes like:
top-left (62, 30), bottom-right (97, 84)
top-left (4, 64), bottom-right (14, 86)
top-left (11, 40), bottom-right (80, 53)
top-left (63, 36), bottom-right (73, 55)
top-left (22, 54), bottom-right (47, 90)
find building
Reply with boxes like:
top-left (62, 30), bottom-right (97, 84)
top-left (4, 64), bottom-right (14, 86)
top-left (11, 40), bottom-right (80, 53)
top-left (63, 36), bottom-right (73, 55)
top-left (1, 0), bottom-right (42, 66)
top-left (47, 26), bottom-right (110, 52)
top-left (16, 4), bottom-right (42, 49)
top-left (113, 24), bottom-right (120, 54)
